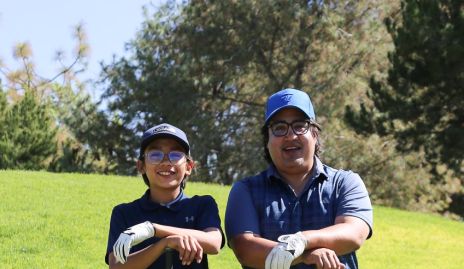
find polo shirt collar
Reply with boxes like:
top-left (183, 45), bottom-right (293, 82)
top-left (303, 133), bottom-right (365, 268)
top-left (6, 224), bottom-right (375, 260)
top-left (139, 189), bottom-right (188, 212)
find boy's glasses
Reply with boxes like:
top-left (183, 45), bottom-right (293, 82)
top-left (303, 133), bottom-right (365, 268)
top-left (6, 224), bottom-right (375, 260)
top-left (145, 150), bottom-right (186, 165)
top-left (269, 120), bottom-right (311, 137)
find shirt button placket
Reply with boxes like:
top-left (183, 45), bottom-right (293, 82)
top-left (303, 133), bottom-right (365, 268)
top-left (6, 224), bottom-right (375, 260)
top-left (290, 199), bottom-right (301, 233)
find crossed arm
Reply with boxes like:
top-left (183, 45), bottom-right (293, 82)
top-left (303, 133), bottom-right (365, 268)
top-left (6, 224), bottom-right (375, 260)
top-left (108, 223), bottom-right (222, 269)
top-left (230, 215), bottom-right (370, 269)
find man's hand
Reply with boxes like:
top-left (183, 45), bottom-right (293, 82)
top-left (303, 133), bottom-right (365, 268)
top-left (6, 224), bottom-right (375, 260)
top-left (113, 221), bottom-right (155, 264)
top-left (301, 248), bottom-right (345, 269)
top-left (265, 243), bottom-right (293, 269)
top-left (265, 232), bottom-right (307, 269)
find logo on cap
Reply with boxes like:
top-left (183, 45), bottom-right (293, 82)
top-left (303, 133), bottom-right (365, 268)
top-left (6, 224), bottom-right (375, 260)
top-left (153, 125), bottom-right (176, 135)
top-left (280, 94), bottom-right (293, 103)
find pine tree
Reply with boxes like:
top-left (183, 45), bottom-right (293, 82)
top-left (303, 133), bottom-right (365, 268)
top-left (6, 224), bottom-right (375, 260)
top-left (345, 0), bottom-right (464, 180)
top-left (0, 90), bottom-right (57, 169)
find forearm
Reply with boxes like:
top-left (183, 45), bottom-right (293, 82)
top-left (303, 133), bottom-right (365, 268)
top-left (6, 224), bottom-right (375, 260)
top-left (302, 216), bottom-right (370, 255)
top-left (230, 233), bottom-right (276, 269)
top-left (154, 223), bottom-right (222, 254)
top-left (109, 240), bottom-right (166, 269)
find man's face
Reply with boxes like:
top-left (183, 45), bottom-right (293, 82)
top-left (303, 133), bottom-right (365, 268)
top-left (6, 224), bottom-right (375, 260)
top-left (267, 108), bottom-right (316, 176)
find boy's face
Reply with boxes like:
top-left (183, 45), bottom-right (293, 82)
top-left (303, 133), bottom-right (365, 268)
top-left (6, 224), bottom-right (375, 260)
top-left (138, 137), bottom-right (193, 191)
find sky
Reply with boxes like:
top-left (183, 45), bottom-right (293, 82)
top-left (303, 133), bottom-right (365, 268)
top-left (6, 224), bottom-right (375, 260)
top-left (0, 0), bottom-right (164, 98)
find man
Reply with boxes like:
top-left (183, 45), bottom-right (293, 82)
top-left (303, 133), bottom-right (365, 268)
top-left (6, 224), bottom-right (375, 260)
top-left (225, 88), bottom-right (373, 269)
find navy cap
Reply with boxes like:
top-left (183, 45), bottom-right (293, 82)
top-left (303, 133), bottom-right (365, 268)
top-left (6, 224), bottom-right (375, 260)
top-left (139, 123), bottom-right (190, 159)
top-left (264, 88), bottom-right (316, 125)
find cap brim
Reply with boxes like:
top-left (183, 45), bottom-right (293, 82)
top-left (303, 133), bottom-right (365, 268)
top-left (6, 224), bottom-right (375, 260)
top-left (265, 105), bottom-right (312, 125)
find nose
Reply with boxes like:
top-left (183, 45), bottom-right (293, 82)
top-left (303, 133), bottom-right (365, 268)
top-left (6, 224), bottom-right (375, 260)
top-left (284, 126), bottom-right (298, 138)
top-left (159, 153), bottom-right (172, 164)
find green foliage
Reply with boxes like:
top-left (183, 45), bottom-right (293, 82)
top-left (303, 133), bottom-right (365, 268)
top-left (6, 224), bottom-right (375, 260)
top-left (1, 170), bottom-right (464, 268)
top-left (47, 84), bottom-right (117, 174)
top-left (0, 24), bottom-right (116, 174)
top-left (0, 91), bottom-right (57, 169)
top-left (101, 1), bottom-right (397, 185)
top-left (345, 0), bottom-right (464, 180)
top-left (0, 88), bottom-right (7, 124)
top-left (324, 126), bottom-right (432, 211)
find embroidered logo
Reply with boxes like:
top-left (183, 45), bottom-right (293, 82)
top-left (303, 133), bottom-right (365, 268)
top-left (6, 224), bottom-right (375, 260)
top-left (280, 94), bottom-right (293, 103)
top-left (185, 216), bottom-right (195, 223)
top-left (153, 125), bottom-right (176, 135)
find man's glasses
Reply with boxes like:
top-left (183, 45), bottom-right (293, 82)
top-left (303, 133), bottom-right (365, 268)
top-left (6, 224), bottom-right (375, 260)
top-left (145, 150), bottom-right (187, 165)
top-left (269, 120), bottom-right (311, 137)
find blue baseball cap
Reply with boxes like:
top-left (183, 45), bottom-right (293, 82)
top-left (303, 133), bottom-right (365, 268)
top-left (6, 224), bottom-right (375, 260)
top-left (139, 123), bottom-right (190, 159)
top-left (264, 88), bottom-right (316, 125)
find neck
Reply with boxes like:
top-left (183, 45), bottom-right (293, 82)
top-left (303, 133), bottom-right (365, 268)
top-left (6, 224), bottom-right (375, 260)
top-left (278, 158), bottom-right (315, 196)
top-left (149, 187), bottom-right (181, 204)
top-left (281, 170), bottom-right (312, 196)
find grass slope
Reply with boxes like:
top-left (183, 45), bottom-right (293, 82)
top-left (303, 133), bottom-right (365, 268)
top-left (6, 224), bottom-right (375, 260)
top-left (0, 170), bottom-right (462, 268)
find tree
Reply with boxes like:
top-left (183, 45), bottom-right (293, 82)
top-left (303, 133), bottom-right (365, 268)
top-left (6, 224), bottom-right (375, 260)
top-left (0, 90), bottom-right (57, 169)
top-left (101, 0), bottom-right (397, 184)
top-left (0, 24), bottom-right (112, 173)
top-left (345, 0), bottom-right (464, 180)
top-left (344, 0), bottom-right (463, 216)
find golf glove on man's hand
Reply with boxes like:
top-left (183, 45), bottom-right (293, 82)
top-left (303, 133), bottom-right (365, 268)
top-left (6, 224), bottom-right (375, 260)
top-left (113, 221), bottom-right (155, 264)
top-left (265, 232), bottom-right (307, 269)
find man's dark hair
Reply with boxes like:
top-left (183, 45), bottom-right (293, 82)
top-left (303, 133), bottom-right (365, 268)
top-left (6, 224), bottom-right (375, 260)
top-left (261, 121), bottom-right (322, 164)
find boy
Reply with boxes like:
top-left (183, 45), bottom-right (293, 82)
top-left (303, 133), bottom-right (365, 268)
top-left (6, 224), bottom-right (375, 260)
top-left (106, 123), bottom-right (224, 269)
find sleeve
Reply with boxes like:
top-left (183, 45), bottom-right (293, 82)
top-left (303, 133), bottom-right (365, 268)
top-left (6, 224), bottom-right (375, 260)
top-left (225, 180), bottom-right (260, 243)
top-left (105, 205), bottom-right (127, 264)
top-left (196, 195), bottom-right (226, 248)
top-left (335, 171), bottom-right (374, 238)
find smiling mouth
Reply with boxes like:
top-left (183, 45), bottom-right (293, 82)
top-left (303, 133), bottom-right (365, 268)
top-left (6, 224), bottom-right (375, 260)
top-left (283, 146), bottom-right (301, 151)
top-left (157, 171), bottom-right (175, 176)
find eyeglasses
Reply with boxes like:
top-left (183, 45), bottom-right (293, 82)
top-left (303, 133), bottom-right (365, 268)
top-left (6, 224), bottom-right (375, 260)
top-left (145, 150), bottom-right (187, 165)
top-left (269, 120), bottom-right (311, 137)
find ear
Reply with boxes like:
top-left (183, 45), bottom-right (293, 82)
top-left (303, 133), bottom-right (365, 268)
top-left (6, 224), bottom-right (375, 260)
top-left (184, 159), bottom-right (195, 176)
top-left (136, 159), bottom-right (145, 174)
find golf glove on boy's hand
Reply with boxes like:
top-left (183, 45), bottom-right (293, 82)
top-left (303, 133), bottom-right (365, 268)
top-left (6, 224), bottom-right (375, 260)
top-left (265, 232), bottom-right (307, 269)
top-left (113, 221), bottom-right (155, 264)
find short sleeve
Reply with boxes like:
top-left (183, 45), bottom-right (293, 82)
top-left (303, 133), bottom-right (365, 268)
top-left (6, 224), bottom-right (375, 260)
top-left (195, 195), bottom-right (225, 248)
top-left (225, 180), bottom-right (260, 242)
top-left (105, 205), bottom-right (127, 264)
top-left (335, 171), bottom-right (373, 238)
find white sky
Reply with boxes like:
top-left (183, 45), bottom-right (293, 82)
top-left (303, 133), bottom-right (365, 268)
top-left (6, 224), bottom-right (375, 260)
top-left (0, 0), bottom-right (164, 96)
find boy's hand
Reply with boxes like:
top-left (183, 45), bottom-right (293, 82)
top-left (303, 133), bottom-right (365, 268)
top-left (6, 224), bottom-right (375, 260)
top-left (113, 221), bottom-right (154, 264)
top-left (164, 235), bottom-right (204, 265)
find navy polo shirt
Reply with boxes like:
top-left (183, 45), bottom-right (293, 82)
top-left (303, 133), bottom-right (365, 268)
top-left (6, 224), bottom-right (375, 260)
top-left (106, 190), bottom-right (224, 269)
top-left (225, 157), bottom-right (373, 269)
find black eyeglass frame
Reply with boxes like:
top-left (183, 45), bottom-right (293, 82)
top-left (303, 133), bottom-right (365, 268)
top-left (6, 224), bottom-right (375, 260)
top-left (268, 119), bottom-right (316, 137)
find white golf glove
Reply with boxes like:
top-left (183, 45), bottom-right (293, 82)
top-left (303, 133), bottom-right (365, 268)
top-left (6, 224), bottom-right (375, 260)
top-left (113, 221), bottom-right (155, 264)
top-left (265, 243), bottom-right (293, 269)
top-left (265, 232), bottom-right (307, 269)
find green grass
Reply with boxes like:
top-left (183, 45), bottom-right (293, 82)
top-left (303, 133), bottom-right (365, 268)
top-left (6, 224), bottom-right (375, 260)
top-left (0, 170), bottom-right (463, 268)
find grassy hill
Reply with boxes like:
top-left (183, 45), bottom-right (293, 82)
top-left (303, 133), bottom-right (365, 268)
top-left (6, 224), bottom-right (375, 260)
top-left (0, 170), bottom-right (462, 268)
